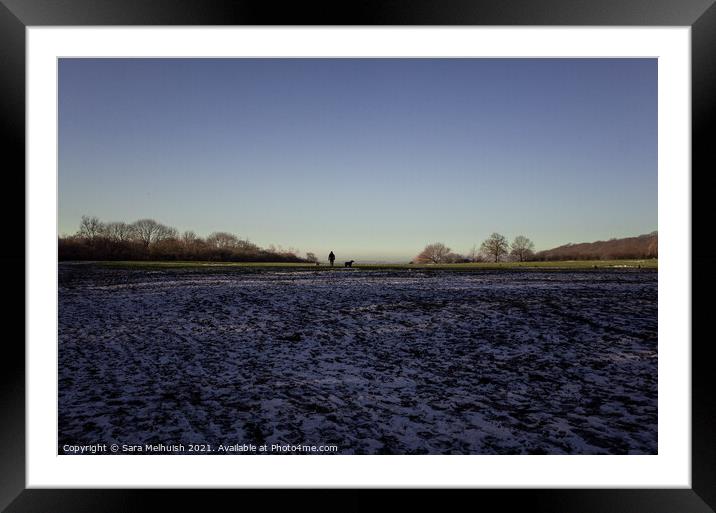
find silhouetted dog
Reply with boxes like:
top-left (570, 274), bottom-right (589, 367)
top-left (344, 260), bottom-right (355, 268)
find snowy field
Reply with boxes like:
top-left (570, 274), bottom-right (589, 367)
top-left (58, 264), bottom-right (657, 454)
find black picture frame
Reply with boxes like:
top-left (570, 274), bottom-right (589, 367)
top-left (2, 1), bottom-right (714, 511)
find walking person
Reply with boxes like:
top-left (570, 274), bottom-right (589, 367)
top-left (328, 251), bottom-right (335, 267)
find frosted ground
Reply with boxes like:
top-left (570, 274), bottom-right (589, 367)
top-left (58, 264), bottom-right (657, 454)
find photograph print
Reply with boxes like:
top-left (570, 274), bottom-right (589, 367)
top-left (58, 58), bottom-right (657, 455)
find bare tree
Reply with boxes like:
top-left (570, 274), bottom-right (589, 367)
top-left (305, 252), bottom-right (318, 263)
top-left (78, 215), bottom-right (104, 241)
top-left (181, 230), bottom-right (198, 246)
top-left (206, 231), bottom-right (239, 249)
top-left (131, 219), bottom-right (163, 247)
top-left (510, 235), bottom-right (535, 262)
top-left (414, 242), bottom-right (452, 264)
top-left (155, 224), bottom-right (178, 242)
top-left (103, 221), bottom-right (134, 242)
top-left (467, 244), bottom-right (482, 263)
top-left (235, 238), bottom-right (260, 252)
top-left (480, 233), bottom-right (509, 262)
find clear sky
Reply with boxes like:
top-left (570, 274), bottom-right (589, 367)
top-left (59, 58), bottom-right (656, 262)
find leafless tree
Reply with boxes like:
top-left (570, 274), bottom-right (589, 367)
top-left (235, 238), bottom-right (260, 252)
top-left (206, 231), bottom-right (239, 249)
top-left (156, 224), bottom-right (178, 242)
top-left (181, 230), bottom-right (198, 246)
top-left (78, 215), bottom-right (104, 241)
top-left (305, 252), bottom-right (318, 263)
top-left (131, 219), bottom-right (175, 247)
top-left (510, 235), bottom-right (535, 262)
top-left (467, 244), bottom-right (483, 263)
top-left (480, 233), bottom-right (509, 262)
top-left (103, 222), bottom-right (134, 242)
top-left (414, 242), bottom-right (452, 264)
top-left (132, 219), bottom-right (160, 247)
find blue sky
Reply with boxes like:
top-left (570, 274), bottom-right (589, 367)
top-left (59, 58), bottom-right (657, 262)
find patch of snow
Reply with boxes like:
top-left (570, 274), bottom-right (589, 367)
top-left (58, 265), bottom-right (657, 454)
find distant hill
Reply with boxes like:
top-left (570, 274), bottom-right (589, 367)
top-left (536, 232), bottom-right (657, 261)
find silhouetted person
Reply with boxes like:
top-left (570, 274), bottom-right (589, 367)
top-left (328, 251), bottom-right (335, 267)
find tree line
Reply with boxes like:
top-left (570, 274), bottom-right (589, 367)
top-left (60, 216), bottom-right (658, 263)
top-left (533, 232), bottom-right (657, 261)
top-left (414, 231), bottom-right (657, 264)
top-left (59, 216), bottom-right (307, 262)
top-left (414, 233), bottom-right (533, 264)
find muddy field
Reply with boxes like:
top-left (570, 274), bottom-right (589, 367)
top-left (58, 264), bottom-right (657, 454)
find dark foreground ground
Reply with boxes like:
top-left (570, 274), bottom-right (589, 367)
top-left (58, 264), bottom-right (657, 454)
